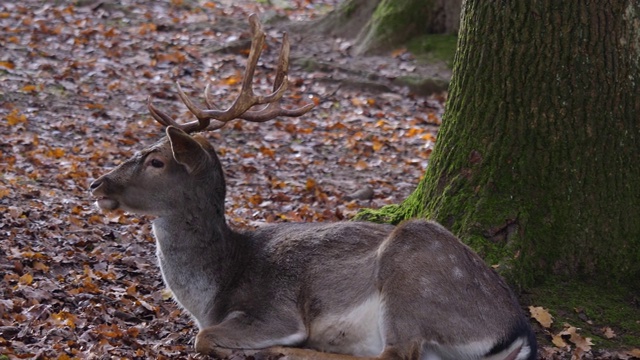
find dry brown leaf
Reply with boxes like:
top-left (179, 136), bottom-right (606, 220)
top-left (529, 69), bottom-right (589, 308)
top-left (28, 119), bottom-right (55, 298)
top-left (560, 326), bottom-right (593, 352)
top-left (6, 108), bottom-right (27, 125)
top-left (51, 311), bottom-right (77, 329)
top-left (33, 262), bottom-right (49, 272)
top-left (406, 128), bottom-right (422, 137)
top-left (351, 97), bottom-right (363, 106)
top-left (571, 347), bottom-right (584, 360)
top-left (19, 273), bottom-right (33, 285)
top-left (46, 147), bottom-right (65, 158)
top-left (260, 146), bottom-right (275, 158)
top-left (86, 103), bottom-right (105, 110)
top-left (223, 74), bottom-right (241, 86)
top-left (0, 186), bottom-right (11, 199)
top-left (627, 348), bottom-right (640, 357)
top-left (529, 306), bottom-right (553, 328)
top-left (354, 160), bottom-right (368, 170)
top-left (248, 193), bottom-right (263, 206)
top-left (602, 326), bottom-right (616, 339)
top-left (0, 60), bottom-right (15, 69)
top-left (306, 178), bottom-right (317, 191)
top-left (391, 47), bottom-right (407, 58)
top-left (552, 333), bottom-right (568, 348)
top-left (372, 139), bottom-right (384, 151)
top-left (422, 133), bottom-right (436, 141)
top-left (127, 284), bottom-right (137, 296)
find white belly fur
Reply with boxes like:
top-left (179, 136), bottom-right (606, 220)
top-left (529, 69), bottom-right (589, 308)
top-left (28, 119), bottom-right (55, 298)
top-left (307, 294), bottom-right (384, 356)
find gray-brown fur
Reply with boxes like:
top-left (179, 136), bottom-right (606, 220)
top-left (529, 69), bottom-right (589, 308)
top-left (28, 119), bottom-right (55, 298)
top-left (90, 127), bottom-right (536, 360)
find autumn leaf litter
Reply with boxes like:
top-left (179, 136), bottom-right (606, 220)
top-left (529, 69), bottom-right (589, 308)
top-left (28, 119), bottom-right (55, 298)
top-left (0, 0), bottom-right (444, 358)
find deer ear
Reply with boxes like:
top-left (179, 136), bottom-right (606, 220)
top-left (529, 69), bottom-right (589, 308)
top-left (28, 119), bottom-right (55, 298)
top-left (166, 126), bottom-right (209, 174)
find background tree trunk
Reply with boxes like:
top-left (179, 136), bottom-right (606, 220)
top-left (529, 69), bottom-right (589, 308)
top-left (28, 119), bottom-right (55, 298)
top-left (314, 0), bottom-right (461, 55)
top-left (360, 1), bottom-right (640, 288)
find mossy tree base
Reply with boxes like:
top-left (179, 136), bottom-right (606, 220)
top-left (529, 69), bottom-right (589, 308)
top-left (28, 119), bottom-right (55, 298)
top-left (313, 0), bottom-right (461, 55)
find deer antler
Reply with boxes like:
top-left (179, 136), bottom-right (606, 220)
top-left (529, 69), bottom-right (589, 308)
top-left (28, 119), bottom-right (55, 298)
top-left (147, 14), bottom-right (314, 133)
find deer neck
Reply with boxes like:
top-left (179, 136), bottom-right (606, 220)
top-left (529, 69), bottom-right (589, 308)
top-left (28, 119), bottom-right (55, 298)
top-left (151, 182), bottom-right (236, 275)
top-left (152, 191), bottom-right (230, 250)
top-left (157, 173), bottom-right (225, 229)
top-left (151, 193), bottom-right (240, 328)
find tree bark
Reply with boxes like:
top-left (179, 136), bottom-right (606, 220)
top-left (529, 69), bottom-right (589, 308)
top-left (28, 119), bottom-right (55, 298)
top-left (360, 1), bottom-right (640, 287)
top-left (314, 0), bottom-right (461, 55)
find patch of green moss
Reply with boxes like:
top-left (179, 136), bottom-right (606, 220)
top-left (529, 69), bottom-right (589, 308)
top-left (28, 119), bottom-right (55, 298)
top-left (355, 175), bottom-right (430, 224)
top-left (357, 0), bottom-right (427, 54)
top-left (370, 3), bottom-right (405, 44)
top-left (407, 34), bottom-right (458, 67)
top-left (528, 278), bottom-right (640, 348)
top-left (342, 0), bottom-right (358, 18)
top-left (355, 204), bottom-right (402, 224)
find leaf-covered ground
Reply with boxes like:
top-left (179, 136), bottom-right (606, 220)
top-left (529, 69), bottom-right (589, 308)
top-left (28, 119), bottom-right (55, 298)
top-left (0, 1), bottom-right (442, 358)
top-left (1, 1), bottom-right (638, 360)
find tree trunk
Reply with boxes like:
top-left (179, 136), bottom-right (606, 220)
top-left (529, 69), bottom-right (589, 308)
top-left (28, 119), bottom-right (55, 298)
top-left (360, 1), bottom-right (640, 287)
top-left (314, 0), bottom-right (461, 55)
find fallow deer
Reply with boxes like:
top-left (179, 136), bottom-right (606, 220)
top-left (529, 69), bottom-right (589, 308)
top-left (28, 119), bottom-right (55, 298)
top-left (90, 14), bottom-right (536, 360)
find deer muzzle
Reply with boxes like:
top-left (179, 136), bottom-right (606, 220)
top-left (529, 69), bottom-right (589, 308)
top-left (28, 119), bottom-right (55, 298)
top-left (89, 178), bottom-right (120, 211)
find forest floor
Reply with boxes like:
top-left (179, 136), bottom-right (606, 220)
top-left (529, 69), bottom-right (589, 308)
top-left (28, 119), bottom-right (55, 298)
top-left (0, 1), bottom-right (637, 359)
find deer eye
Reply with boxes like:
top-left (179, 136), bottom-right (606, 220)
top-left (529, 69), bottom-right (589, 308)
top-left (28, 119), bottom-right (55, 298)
top-left (150, 159), bottom-right (165, 168)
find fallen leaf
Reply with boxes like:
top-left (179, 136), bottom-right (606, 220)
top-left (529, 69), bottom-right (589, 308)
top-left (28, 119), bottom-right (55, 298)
top-left (33, 262), bottom-right (50, 272)
top-left (19, 273), bottom-right (33, 285)
top-left (529, 306), bottom-right (553, 328)
top-left (306, 178), bottom-right (316, 191)
top-left (627, 349), bottom-right (640, 357)
top-left (0, 60), bottom-right (15, 69)
top-left (21, 84), bottom-right (37, 92)
top-left (552, 333), bottom-right (568, 348)
top-left (0, 186), bottom-right (11, 198)
top-left (354, 160), bottom-right (368, 170)
top-left (602, 326), bottom-right (616, 339)
top-left (6, 108), bottom-right (27, 125)
top-left (559, 325), bottom-right (593, 352)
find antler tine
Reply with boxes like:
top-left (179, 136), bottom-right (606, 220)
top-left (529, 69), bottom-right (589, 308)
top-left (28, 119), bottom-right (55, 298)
top-left (146, 15), bottom-right (267, 133)
top-left (147, 84), bottom-right (217, 133)
top-left (147, 13), bottom-right (313, 133)
top-left (237, 31), bottom-right (314, 122)
top-left (175, 14), bottom-right (272, 124)
top-left (203, 83), bottom-right (218, 110)
top-left (201, 83), bottom-right (228, 131)
top-left (148, 96), bottom-right (196, 130)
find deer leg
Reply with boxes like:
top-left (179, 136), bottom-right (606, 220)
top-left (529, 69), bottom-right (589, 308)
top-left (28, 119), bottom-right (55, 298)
top-left (194, 311), bottom-right (306, 356)
top-left (197, 334), bottom-right (412, 360)
top-left (256, 346), bottom-right (379, 360)
top-left (254, 345), bottom-right (416, 360)
top-left (194, 345), bottom-right (235, 359)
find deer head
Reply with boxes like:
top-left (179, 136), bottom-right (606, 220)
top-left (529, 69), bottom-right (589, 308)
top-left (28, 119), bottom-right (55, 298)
top-left (90, 13), bottom-right (313, 218)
